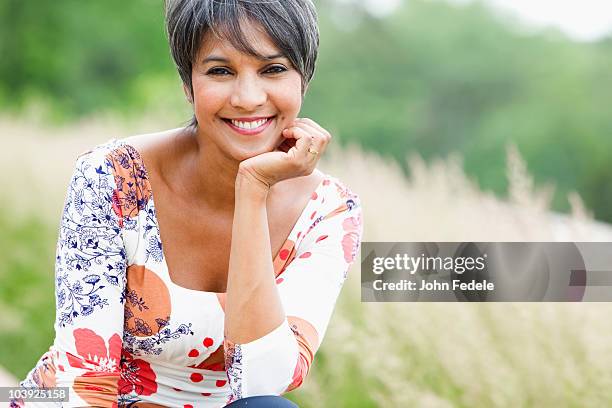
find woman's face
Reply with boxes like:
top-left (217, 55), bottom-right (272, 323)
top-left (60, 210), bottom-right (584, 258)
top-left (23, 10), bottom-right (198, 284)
top-left (190, 22), bottom-right (303, 162)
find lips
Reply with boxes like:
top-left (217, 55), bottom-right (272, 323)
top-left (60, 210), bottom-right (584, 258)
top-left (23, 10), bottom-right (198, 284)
top-left (222, 116), bottom-right (276, 136)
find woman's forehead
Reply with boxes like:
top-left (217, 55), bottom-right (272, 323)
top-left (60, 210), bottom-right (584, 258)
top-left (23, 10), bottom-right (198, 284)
top-left (198, 21), bottom-right (282, 60)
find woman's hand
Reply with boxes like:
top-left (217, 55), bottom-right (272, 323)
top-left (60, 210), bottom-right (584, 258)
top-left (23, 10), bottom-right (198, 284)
top-left (237, 117), bottom-right (331, 190)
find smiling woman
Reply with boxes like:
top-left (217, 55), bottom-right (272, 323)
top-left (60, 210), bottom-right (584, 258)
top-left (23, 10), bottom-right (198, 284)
top-left (188, 22), bottom-right (304, 163)
top-left (11, 1), bottom-right (363, 407)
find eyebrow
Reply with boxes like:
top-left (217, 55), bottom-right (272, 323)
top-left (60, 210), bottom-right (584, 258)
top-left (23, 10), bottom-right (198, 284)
top-left (202, 53), bottom-right (286, 64)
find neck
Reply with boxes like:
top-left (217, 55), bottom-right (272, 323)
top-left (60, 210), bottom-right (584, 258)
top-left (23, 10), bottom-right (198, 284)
top-left (169, 126), bottom-right (240, 213)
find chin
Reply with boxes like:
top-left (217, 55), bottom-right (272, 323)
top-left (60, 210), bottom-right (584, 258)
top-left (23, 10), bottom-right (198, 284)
top-left (230, 143), bottom-right (276, 162)
top-left (241, 134), bottom-right (283, 156)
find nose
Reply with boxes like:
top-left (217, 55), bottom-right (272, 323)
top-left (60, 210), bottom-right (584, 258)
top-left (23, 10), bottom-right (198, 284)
top-left (230, 73), bottom-right (267, 111)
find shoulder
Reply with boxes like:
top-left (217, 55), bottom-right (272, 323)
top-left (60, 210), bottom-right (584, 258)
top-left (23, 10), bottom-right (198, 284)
top-left (64, 139), bottom-right (125, 202)
top-left (70, 138), bottom-right (139, 193)
top-left (291, 171), bottom-right (363, 268)
top-left (75, 126), bottom-right (182, 172)
top-left (73, 132), bottom-right (168, 192)
top-left (75, 137), bottom-right (144, 173)
top-left (71, 135), bottom-right (159, 224)
top-left (313, 170), bottom-right (362, 217)
top-left (298, 170), bottom-right (363, 248)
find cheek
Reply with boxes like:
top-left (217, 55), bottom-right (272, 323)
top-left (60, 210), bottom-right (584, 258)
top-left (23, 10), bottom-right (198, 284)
top-left (192, 79), bottom-right (226, 116)
top-left (274, 78), bottom-right (303, 118)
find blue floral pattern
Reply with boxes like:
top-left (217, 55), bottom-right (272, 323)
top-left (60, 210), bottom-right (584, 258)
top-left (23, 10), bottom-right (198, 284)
top-left (123, 319), bottom-right (194, 356)
top-left (225, 342), bottom-right (244, 403)
top-left (55, 150), bottom-right (127, 327)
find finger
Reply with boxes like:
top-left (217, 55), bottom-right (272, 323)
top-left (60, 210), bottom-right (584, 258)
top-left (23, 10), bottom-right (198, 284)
top-left (284, 123), bottom-right (326, 164)
top-left (293, 120), bottom-right (331, 156)
top-left (282, 124), bottom-right (312, 141)
top-left (297, 132), bottom-right (322, 165)
top-left (292, 121), bottom-right (324, 139)
top-left (285, 126), bottom-right (314, 161)
top-left (275, 136), bottom-right (296, 153)
top-left (284, 119), bottom-right (325, 140)
top-left (280, 124), bottom-right (309, 154)
top-left (296, 118), bottom-right (332, 141)
top-left (293, 122), bottom-right (328, 155)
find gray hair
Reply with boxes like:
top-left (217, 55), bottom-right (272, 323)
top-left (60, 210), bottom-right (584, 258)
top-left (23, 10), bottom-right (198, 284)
top-left (165, 0), bottom-right (320, 126)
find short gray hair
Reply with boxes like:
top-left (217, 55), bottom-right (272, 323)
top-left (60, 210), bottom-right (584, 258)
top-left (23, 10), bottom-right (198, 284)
top-left (165, 0), bottom-right (319, 126)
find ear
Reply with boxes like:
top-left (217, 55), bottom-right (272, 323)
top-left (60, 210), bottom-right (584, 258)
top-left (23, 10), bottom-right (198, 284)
top-left (183, 83), bottom-right (193, 104)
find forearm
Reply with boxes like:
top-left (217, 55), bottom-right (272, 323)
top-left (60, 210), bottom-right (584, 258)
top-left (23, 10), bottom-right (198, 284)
top-left (224, 172), bottom-right (285, 344)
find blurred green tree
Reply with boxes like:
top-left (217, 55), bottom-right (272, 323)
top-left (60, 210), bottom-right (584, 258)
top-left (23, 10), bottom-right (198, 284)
top-left (1, 0), bottom-right (612, 221)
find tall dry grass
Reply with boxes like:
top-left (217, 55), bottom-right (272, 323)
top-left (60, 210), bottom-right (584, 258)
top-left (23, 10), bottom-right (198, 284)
top-left (2, 116), bottom-right (612, 407)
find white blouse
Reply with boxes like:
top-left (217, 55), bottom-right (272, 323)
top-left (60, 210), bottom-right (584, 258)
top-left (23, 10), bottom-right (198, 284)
top-left (13, 138), bottom-right (363, 408)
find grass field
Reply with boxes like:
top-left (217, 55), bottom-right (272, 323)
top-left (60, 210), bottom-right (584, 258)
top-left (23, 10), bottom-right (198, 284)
top-left (1, 116), bottom-right (612, 407)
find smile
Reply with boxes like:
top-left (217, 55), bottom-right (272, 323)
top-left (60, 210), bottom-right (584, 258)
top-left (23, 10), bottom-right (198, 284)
top-left (223, 116), bottom-right (275, 135)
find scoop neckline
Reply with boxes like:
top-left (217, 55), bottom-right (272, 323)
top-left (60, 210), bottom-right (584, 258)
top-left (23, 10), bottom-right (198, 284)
top-left (111, 138), bottom-right (328, 296)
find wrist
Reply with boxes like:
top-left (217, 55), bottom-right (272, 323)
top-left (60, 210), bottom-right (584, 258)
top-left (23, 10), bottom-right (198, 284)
top-left (236, 168), bottom-right (271, 198)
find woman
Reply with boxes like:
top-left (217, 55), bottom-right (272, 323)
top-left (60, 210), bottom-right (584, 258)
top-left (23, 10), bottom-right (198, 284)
top-left (12, 0), bottom-right (363, 407)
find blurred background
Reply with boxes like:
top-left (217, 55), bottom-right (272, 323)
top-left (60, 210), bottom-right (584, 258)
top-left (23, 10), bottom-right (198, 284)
top-left (1, 0), bottom-right (612, 406)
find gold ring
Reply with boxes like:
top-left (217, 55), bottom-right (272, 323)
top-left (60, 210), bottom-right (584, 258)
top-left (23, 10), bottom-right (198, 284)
top-left (308, 147), bottom-right (319, 155)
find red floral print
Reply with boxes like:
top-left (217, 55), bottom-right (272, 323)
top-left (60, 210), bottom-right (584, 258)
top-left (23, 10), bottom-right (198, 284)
top-left (67, 328), bottom-right (122, 407)
top-left (341, 213), bottom-right (362, 263)
top-left (118, 350), bottom-right (158, 396)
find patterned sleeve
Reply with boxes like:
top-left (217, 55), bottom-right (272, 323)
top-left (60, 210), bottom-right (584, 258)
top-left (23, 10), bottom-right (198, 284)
top-left (42, 148), bottom-right (127, 407)
top-left (224, 184), bottom-right (363, 400)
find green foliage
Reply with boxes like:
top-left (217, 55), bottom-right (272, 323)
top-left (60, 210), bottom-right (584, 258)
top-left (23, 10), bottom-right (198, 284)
top-left (2, 0), bottom-right (612, 220)
top-left (0, 210), bottom-right (56, 379)
top-left (0, 0), bottom-right (174, 117)
top-left (307, 0), bottom-right (612, 221)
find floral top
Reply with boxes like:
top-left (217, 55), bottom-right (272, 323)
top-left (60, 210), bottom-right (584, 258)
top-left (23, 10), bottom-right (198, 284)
top-left (12, 138), bottom-right (363, 408)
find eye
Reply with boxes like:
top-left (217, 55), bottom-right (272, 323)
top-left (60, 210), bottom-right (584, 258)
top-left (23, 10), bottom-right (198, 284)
top-left (206, 67), bottom-right (232, 76)
top-left (263, 65), bottom-right (287, 75)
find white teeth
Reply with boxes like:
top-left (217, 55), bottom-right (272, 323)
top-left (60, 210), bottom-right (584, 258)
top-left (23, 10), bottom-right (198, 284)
top-left (230, 118), bottom-right (268, 130)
